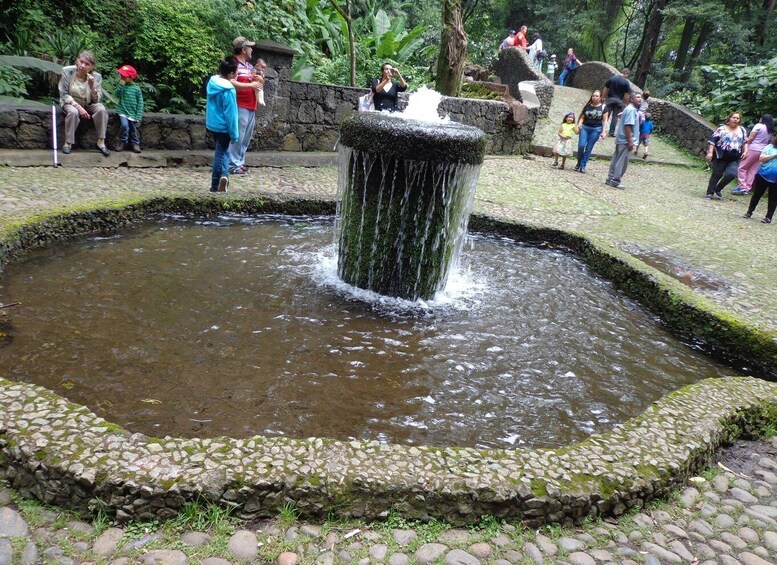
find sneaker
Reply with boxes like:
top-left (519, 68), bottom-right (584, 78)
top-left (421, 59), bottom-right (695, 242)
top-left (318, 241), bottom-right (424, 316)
top-left (743, 212), bottom-right (752, 219)
top-left (217, 176), bottom-right (229, 192)
top-left (97, 145), bottom-right (110, 157)
top-left (731, 187), bottom-right (747, 195)
top-left (574, 163), bottom-right (580, 171)
top-left (132, 144), bottom-right (142, 154)
top-left (714, 192), bottom-right (723, 200)
top-left (115, 142), bottom-right (125, 152)
top-left (231, 167), bottom-right (248, 175)
top-left (705, 194), bottom-right (713, 199)
top-left (62, 144), bottom-right (72, 154)
top-left (763, 217), bottom-right (772, 224)
top-left (579, 167), bottom-right (586, 173)
top-left (642, 153), bottom-right (648, 160)
top-left (613, 183), bottom-right (625, 189)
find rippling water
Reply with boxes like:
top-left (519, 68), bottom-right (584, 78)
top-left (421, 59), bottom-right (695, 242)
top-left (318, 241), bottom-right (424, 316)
top-left (0, 215), bottom-right (728, 448)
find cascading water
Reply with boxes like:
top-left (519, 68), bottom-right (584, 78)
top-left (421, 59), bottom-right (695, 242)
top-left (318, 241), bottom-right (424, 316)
top-left (336, 100), bottom-right (486, 300)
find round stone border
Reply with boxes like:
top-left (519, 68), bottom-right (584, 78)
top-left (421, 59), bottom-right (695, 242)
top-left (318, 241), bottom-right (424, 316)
top-left (1, 195), bottom-right (776, 527)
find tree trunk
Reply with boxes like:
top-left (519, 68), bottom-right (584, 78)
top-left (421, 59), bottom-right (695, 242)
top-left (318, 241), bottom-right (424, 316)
top-left (435, 0), bottom-right (468, 96)
top-left (634, 0), bottom-right (668, 88)
top-left (673, 17), bottom-right (696, 79)
top-left (329, 0), bottom-right (356, 87)
top-left (754, 0), bottom-right (776, 45)
top-left (681, 21), bottom-right (713, 82)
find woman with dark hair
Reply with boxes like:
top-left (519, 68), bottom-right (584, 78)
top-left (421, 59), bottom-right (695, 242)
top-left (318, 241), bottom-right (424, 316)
top-left (575, 89), bottom-right (609, 173)
top-left (705, 111), bottom-right (747, 199)
top-left (743, 132), bottom-right (777, 224)
top-left (528, 32), bottom-right (544, 71)
top-left (732, 114), bottom-right (775, 195)
top-left (371, 63), bottom-right (407, 112)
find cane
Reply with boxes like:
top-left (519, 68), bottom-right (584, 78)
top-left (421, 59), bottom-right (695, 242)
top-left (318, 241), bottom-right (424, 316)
top-left (51, 100), bottom-right (59, 167)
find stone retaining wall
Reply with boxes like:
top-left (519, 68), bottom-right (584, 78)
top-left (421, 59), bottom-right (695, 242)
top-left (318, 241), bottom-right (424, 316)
top-left (1, 198), bottom-right (777, 527)
top-left (492, 49), bottom-right (553, 118)
top-left (566, 61), bottom-right (714, 158)
top-left (0, 82), bottom-right (537, 156)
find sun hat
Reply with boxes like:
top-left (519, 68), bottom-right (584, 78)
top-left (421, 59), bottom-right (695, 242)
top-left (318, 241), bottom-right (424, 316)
top-left (116, 65), bottom-right (137, 79)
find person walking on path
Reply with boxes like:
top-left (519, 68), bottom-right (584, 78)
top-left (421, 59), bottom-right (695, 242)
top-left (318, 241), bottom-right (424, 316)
top-left (638, 112), bottom-right (654, 159)
top-left (59, 51), bottom-right (109, 156)
top-left (206, 58), bottom-right (239, 193)
top-left (705, 112), bottom-right (747, 200)
top-left (552, 111), bottom-right (578, 169)
top-left (743, 132), bottom-right (777, 223)
top-left (557, 48), bottom-right (581, 86)
top-left (605, 95), bottom-right (639, 189)
top-left (371, 63), bottom-right (407, 112)
top-left (114, 65), bottom-right (143, 153)
top-left (732, 114), bottom-right (774, 195)
top-left (602, 69), bottom-right (632, 136)
top-left (575, 90), bottom-right (609, 173)
top-left (228, 37), bottom-right (265, 175)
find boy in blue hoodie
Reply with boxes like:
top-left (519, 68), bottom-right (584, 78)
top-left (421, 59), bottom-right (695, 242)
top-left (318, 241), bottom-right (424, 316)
top-left (206, 58), bottom-right (239, 192)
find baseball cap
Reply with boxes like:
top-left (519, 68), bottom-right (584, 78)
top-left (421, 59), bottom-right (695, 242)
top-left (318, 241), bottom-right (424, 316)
top-left (117, 65), bottom-right (137, 79)
top-left (508, 29), bottom-right (516, 35)
top-left (233, 37), bottom-right (256, 49)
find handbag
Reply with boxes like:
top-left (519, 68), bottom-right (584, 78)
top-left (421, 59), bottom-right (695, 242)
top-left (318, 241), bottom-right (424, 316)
top-left (358, 92), bottom-right (374, 112)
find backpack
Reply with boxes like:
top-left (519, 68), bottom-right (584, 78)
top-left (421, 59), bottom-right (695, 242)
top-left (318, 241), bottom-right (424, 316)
top-left (536, 49), bottom-right (547, 60)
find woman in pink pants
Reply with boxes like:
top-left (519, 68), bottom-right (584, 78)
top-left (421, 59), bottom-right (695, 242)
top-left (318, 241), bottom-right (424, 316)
top-left (732, 115), bottom-right (774, 195)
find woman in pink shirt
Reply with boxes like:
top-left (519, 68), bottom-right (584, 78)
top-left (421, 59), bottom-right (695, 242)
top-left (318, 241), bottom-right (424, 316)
top-left (732, 115), bottom-right (774, 195)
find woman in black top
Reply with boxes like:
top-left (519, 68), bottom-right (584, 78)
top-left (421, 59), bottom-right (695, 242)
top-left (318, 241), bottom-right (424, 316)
top-left (371, 63), bottom-right (407, 112)
top-left (575, 89), bottom-right (609, 173)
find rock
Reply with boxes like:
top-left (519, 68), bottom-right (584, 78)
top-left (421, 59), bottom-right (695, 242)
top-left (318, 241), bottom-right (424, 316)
top-left (278, 551), bottom-right (299, 565)
top-left (738, 553), bottom-right (773, 565)
top-left (122, 533), bottom-right (162, 553)
top-left (227, 530), bottom-right (258, 561)
top-left (763, 530), bottom-right (777, 550)
top-left (388, 553), bottom-right (409, 565)
top-left (0, 539), bottom-right (12, 565)
top-left (315, 551), bottom-right (335, 565)
top-left (679, 487), bottom-right (699, 508)
top-left (369, 544), bottom-right (388, 559)
top-left (0, 507), bottom-right (29, 537)
top-left (689, 519), bottom-right (714, 537)
top-left (415, 543), bottom-right (448, 564)
top-left (437, 529), bottom-right (471, 545)
top-left (300, 525), bottom-right (322, 537)
top-left (467, 542), bottom-right (491, 558)
top-left (663, 524), bottom-right (688, 539)
top-left (712, 475), bottom-right (730, 492)
top-left (719, 556), bottom-right (743, 565)
top-left (751, 505), bottom-right (777, 518)
top-left (669, 540), bottom-right (694, 561)
top-left (559, 536), bottom-right (585, 552)
top-left (738, 527), bottom-right (759, 544)
top-left (640, 542), bottom-right (683, 563)
top-left (716, 514), bottom-right (736, 529)
top-left (730, 488), bottom-right (758, 504)
top-left (0, 491), bottom-right (11, 506)
top-left (491, 533), bottom-right (513, 547)
top-left (181, 532), bottom-right (212, 546)
top-left (93, 527), bottom-right (124, 556)
top-left (523, 542), bottom-right (544, 565)
top-left (720, 532), bottom-right (749, 549)
top-left (590, 549), bottom-right (613, 561)
top-left (568, 552), bottom-right (596, 565)
top-left (140, 550), bottom-right (187, 564)
top-left (535, 534), bottom-right (558, 556)
top-left (19, 541), bottom-right (37, 565)
top-left (66, 520), bottom-right (95, 536)
top-left (393, 529), bottom-right (417, 546)
top-left (444, 548), bottom-right (480, 565)
top-left (202, 559), bottom-right (232, 565)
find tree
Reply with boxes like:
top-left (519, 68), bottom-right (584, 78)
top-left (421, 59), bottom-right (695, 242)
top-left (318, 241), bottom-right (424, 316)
top-left (634, 0), bottom-right (669, 87)
top-left (435, 0), bottom-right (467, 96)
top-left (329, 0), bottom-right (356, 87)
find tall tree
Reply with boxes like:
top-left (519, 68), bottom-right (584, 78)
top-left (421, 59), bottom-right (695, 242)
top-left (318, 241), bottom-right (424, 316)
top-left (634, 0), bottom-right (669, 87)
top-left (754, 0), bottom-right (776, 45)
top-left (435, 0), bottom-right (468, 96)
top-left (329, 0), bottom-right (356, 87)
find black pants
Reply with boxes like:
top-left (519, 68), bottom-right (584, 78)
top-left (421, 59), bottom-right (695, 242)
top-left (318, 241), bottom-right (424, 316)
top-left (746, 173), bottom-right (777, 220)
top-left (606, 98), bottom-right (624, 136)
top-left (706, 158), bottom-right (738, 195)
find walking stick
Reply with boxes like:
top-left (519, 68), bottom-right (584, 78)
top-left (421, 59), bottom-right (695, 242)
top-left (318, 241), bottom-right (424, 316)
top-left (51, 100), bottom-right (59, 167)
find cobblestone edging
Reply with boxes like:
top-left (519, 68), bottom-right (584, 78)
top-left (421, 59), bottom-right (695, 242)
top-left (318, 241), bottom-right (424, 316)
top-left (1, 198), bottom-right (777, 529)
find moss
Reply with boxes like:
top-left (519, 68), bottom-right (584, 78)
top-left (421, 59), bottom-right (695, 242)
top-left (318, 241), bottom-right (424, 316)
top-left (529, 479), bottom-right (548, 497)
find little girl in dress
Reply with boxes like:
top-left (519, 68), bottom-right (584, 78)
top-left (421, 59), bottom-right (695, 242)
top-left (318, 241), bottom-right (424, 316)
top-left (552, 111), bottom-right (579, 169)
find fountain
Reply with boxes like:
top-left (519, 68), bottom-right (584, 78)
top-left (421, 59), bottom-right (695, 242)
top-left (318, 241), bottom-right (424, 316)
top-left (336, 108), bottom-right (486, 300)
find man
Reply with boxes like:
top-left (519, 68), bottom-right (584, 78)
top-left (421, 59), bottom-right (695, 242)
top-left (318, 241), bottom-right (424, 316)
top-left (228, 36), bottom-right (265, 175)
top-left (605, 94), bottom-right (639, 190)
top-left (602, 68), bottom-right (632, 136)
top-left (557, 48), bottom-right (582, 86)
top-left (512, 25), bottom-right (528, 50)
top-left (499, 29), bottom-right (516, 51)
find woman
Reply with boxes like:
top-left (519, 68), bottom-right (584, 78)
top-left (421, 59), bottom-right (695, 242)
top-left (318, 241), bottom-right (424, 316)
top-left (575, 90), bottom-right (609, 173)
top-left (371, 63), bottom-right (407, 113)
top-left (558, 48), bottom-right (581, 86)
top-left (743, 132), bottom-right (777, 224)
top-left (528, 33), bottom-right (543, 71)
top-left (732, 114), bottom-right (774, 195)
top-left (58, 50), bottom-right (109, 156)
top-left (705, 112), bottom-right (747, 199)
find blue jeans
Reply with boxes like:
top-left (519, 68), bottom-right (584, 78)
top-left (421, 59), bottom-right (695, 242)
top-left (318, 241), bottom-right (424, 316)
top-left (558, 69), bottom-right (569, 86)
top-left (118, 115), bottom-right (140, 145)
top-left (210, 131), bottom-right (231, 191)
top-left (228, 107), bottom-right (256, 171)
top-left (577, 125), bottom-right (602, 170)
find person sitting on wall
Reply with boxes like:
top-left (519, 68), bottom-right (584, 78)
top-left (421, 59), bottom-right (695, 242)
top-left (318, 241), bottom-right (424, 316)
top-left (371, 63), bottom-right (407, 112)
top-left (59, 50), bottom-right (110, 156)
top-left (602, 68), bottom-right (632, 136)
top-left (499, 29), bottom-right (516, 51)
top-left (512, 25), bottom-right (529, 50)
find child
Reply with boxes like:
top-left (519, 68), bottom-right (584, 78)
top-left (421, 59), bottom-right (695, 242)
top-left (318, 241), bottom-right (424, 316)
top-left (205, 58), bottom-right (239, 193)
top-left (638, 112), bottom-right (654, 159)
top-left (552, 111), bottom-right (578, 169)
top-left (115, 65), bottom-right (143, 153)
top-left (545, 54), bottom-right (558, 81)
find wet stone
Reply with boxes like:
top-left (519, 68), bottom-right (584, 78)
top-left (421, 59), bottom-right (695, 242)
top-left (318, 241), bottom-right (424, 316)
top-left (444, 549), bottom-right (480, 565)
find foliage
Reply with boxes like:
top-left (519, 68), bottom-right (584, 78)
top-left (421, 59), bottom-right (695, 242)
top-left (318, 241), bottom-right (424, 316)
top-left (0, 64), bottom-right (31, 98)
top-left (667, 57), bottom-right (777, 125)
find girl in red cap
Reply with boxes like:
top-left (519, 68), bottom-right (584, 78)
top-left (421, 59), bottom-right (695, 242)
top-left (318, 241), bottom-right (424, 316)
top-left (115, 65), bottom-right (144, 153)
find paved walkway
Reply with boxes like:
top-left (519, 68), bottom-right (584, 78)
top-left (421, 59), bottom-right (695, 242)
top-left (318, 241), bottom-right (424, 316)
top-left (0, 153), bottom-right (776, 563)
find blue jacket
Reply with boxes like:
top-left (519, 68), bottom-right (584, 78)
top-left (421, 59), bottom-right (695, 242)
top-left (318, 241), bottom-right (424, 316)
top-left (205, 76), bottom-right (239, 142)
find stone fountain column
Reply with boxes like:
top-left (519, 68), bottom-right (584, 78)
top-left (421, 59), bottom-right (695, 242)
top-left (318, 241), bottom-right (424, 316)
top-left (336, 112), bottom-right (486, 301)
